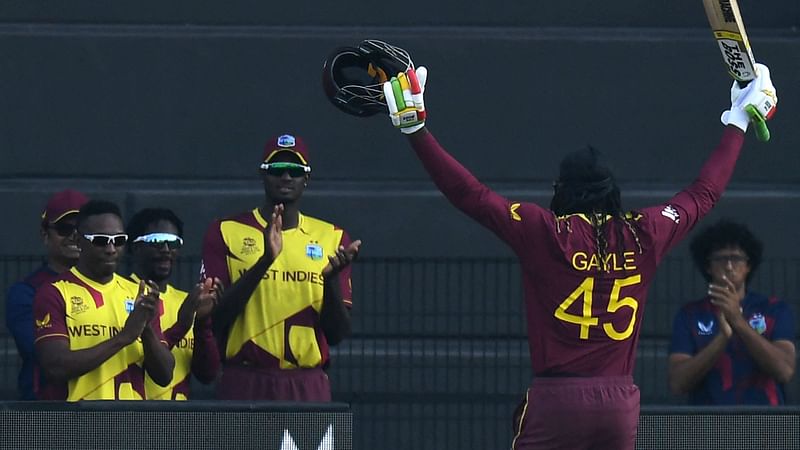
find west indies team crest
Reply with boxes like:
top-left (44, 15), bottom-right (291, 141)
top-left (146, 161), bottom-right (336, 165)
top-left (306, 240), bottom-right (323, 260)
top-left (748, 313), bottom-right (767, 334)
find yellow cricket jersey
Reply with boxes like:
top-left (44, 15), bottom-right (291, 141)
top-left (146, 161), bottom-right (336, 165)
top-left (201, 208), bottom-right (353, 370)
top-left (32, 267), bottom-right (165, 401)
top-left (132, 275), bottom-right (194, 400)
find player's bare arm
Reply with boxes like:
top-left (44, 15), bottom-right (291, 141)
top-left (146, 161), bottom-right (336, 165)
top-left (320, 240), bottom-right (361, 345)
top-left (213, 204), bottom-right (284, 331)
top-left (668, 335), bottom-right (731, 395)
top-left (175, 277), bottom-right (222, 337)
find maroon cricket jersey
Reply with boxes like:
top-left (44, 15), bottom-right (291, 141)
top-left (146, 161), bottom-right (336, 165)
top-left (409, 128), bottom-right (744, 377)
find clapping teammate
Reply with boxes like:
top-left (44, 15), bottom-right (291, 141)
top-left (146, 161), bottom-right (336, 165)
top-left (202, 134), bottom-right (361, 401)
top-left (33, 200), bottom-right (174, 400)
top-left (127, 208), bottom-right (222, 400)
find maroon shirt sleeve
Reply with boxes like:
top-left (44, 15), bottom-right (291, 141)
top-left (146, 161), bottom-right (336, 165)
top-left (163, 321), bottom-right (191, 349)
top-left (407, 130), bottom-right (530, 248)
top-left (149, 298), bottom-right (167, 344)
top-left (32, 283), bottom-right (68, 343)
top-left (32, 282), bottom-right (70, 400)
top-left (190, 316), bottom-right (221, 383)
top-left (640, 126), bottom-right (745, 259)
top-left (200, 219), bottom-right (232, 288)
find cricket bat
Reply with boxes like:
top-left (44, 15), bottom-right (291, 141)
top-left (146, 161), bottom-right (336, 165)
top-left (702, 0), bottom-right (770, 141)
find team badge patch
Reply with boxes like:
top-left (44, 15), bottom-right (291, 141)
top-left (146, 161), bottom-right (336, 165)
top-left (277, 134), bottom-right (296, 148)
top-left (697, 319), bottom-right (714, 336)
top-left (748, 313), bottom-right (767, 334)
top-left (661, 205), bottom-right (680, 223)
top-left (306, 243), bottom-right (323, 260)
top-left (124, 299), bottom-right (135, 314)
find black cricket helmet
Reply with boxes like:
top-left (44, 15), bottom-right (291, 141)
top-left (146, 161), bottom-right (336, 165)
top-left (322, 39), bottom-right (414, 117)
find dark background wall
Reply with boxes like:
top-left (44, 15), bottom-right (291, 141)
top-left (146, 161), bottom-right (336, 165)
top-left (1, 1), bottom-right (799, 260)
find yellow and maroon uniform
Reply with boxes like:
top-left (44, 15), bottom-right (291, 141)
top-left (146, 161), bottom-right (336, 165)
top-left (135, 276), bottom-right (220, 400)
top-left (33, 268), bottom-right (165, 401)
top-left (201, 208), bottom-right (352, 400)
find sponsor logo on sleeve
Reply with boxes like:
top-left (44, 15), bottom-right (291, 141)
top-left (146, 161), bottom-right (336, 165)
top-left (509, 203), bottom-right (522, 222)
top-left (35, 313), bottom-right (52, 329)
top-left (661, 205), bottom-right (680, 223)
top-left (697, 319), bottom-right (714, 336)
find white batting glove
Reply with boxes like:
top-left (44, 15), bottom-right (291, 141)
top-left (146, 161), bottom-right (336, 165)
top-left (721, 63), bottom-right (777, 141)
top-left (383, 66), bottom-right (428, 134)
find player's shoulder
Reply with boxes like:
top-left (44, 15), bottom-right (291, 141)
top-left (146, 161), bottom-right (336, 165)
top-left (213, 209), bottom-right (263, 239)
top-left (215, 209), bottom-right (260, 228)
top-left (165, 283), bottom-right (188, 299)
top-left (747, 291), bottom-right (792, 311)
top-left (34, 272), bottom-right (78, 302)
top-left (114, 273), bottom-right (141, 292)
top-left (22, 265), bottom-right (59, 287)
top-left (300, 213), bottom-right (343, 234)
top-left (679, 297), bottom-right (713, 315)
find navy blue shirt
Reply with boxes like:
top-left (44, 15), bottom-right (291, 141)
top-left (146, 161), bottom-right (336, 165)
top-left (670, 292), bottom-right (796, 405)
top-left (5, 264), bottom-right (57, 400)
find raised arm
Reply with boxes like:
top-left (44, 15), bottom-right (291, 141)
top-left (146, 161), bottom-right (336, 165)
top-left (643, 64), bottom-right (778, 256)
top-left (383, 66), bottom-right (528, 245)
top-left (210, 204), bottom-right (283, 335)
top-left (691, 62), bottom-right (778, 203)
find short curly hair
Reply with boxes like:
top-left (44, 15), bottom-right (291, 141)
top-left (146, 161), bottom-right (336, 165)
top-left (126, 208), bottom-right (184, 254)
top-left (690, 219), bottom-right (763, 283)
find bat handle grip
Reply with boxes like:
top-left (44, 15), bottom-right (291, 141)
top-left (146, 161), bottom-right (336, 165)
top-left (736, 79), bottom-right (771, 142)
top-left (744, 105), bottom-right (771, 142)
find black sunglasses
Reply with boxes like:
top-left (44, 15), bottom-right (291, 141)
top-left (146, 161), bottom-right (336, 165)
top-left (261, 162), bottom-right (311, 178)
top-left (49, 222), bottom-right (78, 237)
top-left (82, 233), bottom-right (129, 247)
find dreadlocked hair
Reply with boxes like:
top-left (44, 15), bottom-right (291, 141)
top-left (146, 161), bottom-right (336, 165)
top-left (550, 145), bottom-right (643, 273)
